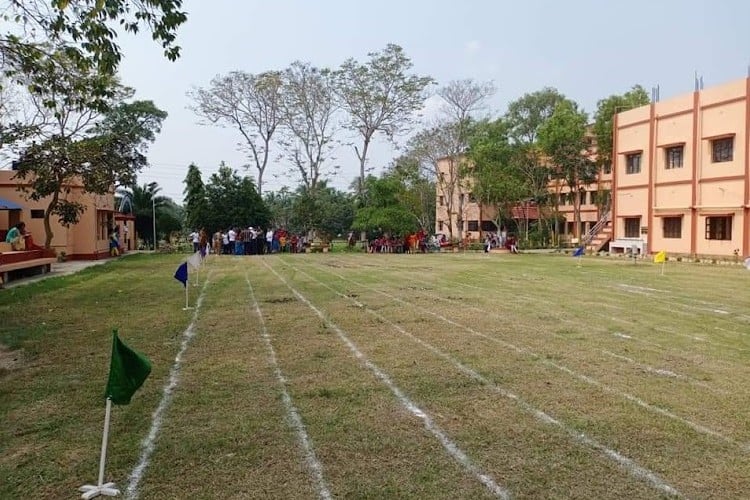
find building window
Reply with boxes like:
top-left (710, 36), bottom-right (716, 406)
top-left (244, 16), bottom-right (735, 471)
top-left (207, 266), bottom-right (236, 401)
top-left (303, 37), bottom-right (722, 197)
top-left (665, 146), bottom-right (684, 169)
top-left (705, 216), bottom-right (732, 240)
top-left (579, 190), bottom-right (588, 206)
top-left (566, 192), bottom-right (575, 205)
top-left (711, 137), bottom-right (733, 163)
top-left (624, 217), bottom-right (640, 238)
top-left (438, 220), bottom-right (444, 231)
top-left (30, 209), bottom-right (44, 219)
top-left (662, 217), bottom-right (682, 238)
top-left (602, 163), bottom-right (612, 174)
top-left (467, 220), bottom-right (479, 231)
top-left (481, 220), bottom-right (497, 231)
top-left (439, 195), bottom-right (444, 206)
top-left (625, 153), bottom-right (641, 174)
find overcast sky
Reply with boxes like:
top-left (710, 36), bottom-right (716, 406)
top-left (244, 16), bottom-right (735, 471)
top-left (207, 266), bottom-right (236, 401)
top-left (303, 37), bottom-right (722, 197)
top-left (114, 0), bottom-right (750, 202)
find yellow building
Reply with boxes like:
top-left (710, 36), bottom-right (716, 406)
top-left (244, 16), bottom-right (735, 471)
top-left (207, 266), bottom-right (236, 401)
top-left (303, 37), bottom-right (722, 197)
top-left (613, 76), bottom-right (749, 257)
top-left (0, 170), bottom-right (127, 259)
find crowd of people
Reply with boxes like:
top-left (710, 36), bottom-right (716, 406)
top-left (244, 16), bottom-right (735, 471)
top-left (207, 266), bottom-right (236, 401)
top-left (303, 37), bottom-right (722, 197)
top-left (188, 227), bottom-right (309, 256)
top-left (184, 226), bottom-right (521, 257)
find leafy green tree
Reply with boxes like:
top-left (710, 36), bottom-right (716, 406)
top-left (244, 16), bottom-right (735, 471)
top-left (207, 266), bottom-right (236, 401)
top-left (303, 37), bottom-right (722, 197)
top-left (290, 182), bottom-right (354, 240)
top-left (11, 62), bottom-right (166, 247)
top-left (156, 198), bottom-right (184, 239)
top-left (1, 0), bottom-right (186, 87)
top-left (117, 182), bottom-right (168, 247)
top-left (467, 119), bottom-right (528, 236)
top-left (264, 187), bottom-right (295, 230)
top-left (183, 163), bottom-right (208, 231)
top-left (503, 88), bottom-right (567, 241)
top-left (593, 86), bottom-right (650, 172)
top-left (388, 155), bottom-right (435, 232)
top-left (505, 87), bottom-right (567, 145)
top-left (203, 163), bottom-right (269, 232)
top-left (538, 100), bottom-right (598, 238)
top-left (333, 44), bottom-right (433, 211)
top-left (352, 175), bottom-right (417, 237)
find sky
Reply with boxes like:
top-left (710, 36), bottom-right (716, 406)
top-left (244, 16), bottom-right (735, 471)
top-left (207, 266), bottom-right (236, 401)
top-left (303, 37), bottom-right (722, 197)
top-left (110, 0), bottom-right (750, 202)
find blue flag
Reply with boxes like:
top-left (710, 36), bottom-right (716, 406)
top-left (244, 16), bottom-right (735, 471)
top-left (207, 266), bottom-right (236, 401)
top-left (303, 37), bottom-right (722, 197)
top-left (572, 246), bottom-right (585, 257)
top-left (174, 262), bottom-right (188, 287)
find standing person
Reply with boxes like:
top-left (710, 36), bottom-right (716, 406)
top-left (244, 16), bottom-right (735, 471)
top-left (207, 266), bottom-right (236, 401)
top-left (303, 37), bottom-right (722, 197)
top-left (222, 231), bottom-right (230, 254)
top-left (265, 228), bottom-right (274, 254)
top-left (109, 226), bottom-right (120, 256)
top-left (484, 234), bottom-right (492, 253)
top-left (189, 229), bottom-right (199, 253)
top-left (199, 229), bottom-right (208, 256)
top-left (228, 227), bottom-right (237, 253)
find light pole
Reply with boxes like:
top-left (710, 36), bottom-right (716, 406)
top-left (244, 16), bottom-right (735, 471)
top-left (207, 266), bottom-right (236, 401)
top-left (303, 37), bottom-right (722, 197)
top-left (152, 197), bottom-right (157, 251)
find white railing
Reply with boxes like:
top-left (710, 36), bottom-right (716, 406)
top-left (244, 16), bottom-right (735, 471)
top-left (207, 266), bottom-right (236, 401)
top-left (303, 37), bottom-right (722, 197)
top-left (582, 210), bottom-right (611, 245)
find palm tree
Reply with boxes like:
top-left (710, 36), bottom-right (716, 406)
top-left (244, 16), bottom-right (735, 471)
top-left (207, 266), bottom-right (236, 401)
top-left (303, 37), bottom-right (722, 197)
top-left (116, 182), bottom-right (168, 247)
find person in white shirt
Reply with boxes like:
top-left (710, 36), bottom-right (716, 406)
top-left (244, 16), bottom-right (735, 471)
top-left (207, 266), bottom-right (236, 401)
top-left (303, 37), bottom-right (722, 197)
top-left (222, 232), bottom-right (229, 254)
top-left (228, 228), bottom-right (237, 255)
top-left (189, 230), bottom-right (199, 252)
top-left (265, 228), bottom-right (274, 254)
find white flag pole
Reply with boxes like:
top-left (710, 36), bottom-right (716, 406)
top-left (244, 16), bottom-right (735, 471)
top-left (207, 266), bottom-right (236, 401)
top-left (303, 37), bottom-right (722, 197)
top-left (78, 398), bottom-right (120, 498)
top-left (661, 261), bottom-right (666, 275)
top-left (183, 281), bottom-right (191, 310)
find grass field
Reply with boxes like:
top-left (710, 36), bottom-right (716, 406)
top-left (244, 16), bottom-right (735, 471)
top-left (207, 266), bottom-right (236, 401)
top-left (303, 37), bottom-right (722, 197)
top-left (1, 252), bottom-right (750, 499)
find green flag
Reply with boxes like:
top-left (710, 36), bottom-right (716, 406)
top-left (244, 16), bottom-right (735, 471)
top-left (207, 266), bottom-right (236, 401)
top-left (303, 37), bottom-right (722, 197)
top-left (105, 331), bottom-right (152, 405)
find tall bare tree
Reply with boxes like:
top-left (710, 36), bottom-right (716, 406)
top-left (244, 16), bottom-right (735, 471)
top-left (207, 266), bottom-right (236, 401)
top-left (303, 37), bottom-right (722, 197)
top-left (408, 121), bottom-right (463, 239)
top-left (189, 71), bottom-right (283, 194)
top-left (279, 61), bottom-right (340, 192)
top-left (333, 44), bottom-right (433, 210)
top-left (433, 79), bottom-right (495, 239)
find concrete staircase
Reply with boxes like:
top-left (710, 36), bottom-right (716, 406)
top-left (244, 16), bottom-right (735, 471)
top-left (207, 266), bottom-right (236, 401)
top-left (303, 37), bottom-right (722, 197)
top-left (583, 211), bottom-right (612, 252)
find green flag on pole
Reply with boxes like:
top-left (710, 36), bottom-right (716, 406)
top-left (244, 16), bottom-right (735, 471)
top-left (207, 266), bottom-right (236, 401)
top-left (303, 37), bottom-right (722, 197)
top-left (104, 331), bottom-right (151, 405)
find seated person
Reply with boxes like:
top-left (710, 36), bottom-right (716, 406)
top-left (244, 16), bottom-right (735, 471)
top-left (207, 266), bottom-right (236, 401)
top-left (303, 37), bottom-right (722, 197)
top-left (5, 222), bottom-right (27, 251)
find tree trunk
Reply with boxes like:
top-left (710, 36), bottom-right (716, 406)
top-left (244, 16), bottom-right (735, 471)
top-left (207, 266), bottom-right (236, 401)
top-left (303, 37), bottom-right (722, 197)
top-left (43, 192), bottom-right (59, 249)
top-left (358, 137), bottom-right (371, 244)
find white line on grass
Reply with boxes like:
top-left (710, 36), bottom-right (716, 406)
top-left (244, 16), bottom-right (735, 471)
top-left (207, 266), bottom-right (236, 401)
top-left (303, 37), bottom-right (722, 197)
top-left (262, 261), bottom-right (511, 499)
top-left (245, 275), bottom-right (332, 500)
top-left (391, 270), bottom-right (727, 397)
top-left (310, 263), bottom-right (750, 454)
top-left (125, 276), bottom-right (211, 500)
top-left (654, 326), bottom-right (750, 353)
top-left (287, 263), bottom-right (683, 498)
top-left (597, 349), bottom-right (727, 395)
top-left (394, 266), bottom-right (740, 370)
top-left (400, 272), bottom-right (726, 397)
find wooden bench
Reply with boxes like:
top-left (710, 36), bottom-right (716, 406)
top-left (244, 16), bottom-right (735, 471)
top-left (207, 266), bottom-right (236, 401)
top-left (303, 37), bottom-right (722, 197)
top-left (0, 257), bottom-right (57, 287)
top-left (306, 241), bottom-right (330, 253)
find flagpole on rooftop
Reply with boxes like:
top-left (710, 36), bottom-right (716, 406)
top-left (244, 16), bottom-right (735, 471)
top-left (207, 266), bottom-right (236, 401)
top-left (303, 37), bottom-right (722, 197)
top-left (78, 398), bottom-right (120, 499)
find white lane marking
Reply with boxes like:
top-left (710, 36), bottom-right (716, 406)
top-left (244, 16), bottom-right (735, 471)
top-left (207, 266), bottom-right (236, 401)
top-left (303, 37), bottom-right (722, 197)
top-left (290, 263), bottom-right (683, 498)
top-left (125, 276), bottom-right (211, 499)
top-left (314, 265), bottom-right (749, 454)
top-left (264, 261), bottom-right (510, 499)
top-left (245, 275), bottom-right (332, 499)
